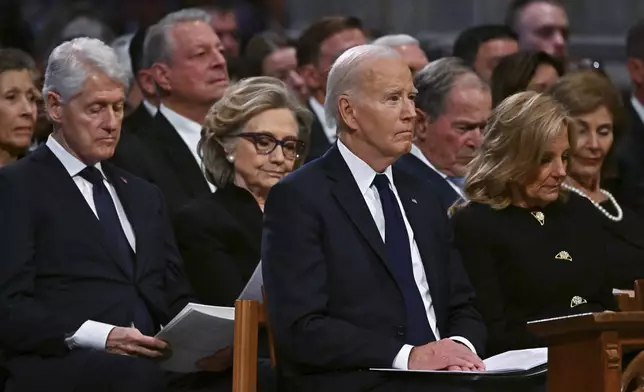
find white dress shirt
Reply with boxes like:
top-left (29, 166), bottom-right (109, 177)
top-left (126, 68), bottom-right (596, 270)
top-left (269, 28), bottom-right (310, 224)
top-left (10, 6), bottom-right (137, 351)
top-left (632, 96), bottom-right (644, 125)
top-left (409, 144), bottom-right (465, 198)
top-left (141, 99), bottom-right (157, 117)
top-left (46, 135), bottom-right (135, 350)
top-left (337, 140), bottom-right (475, 370)
top-left (159, 104), bottom-right (216, 192)
top-left (308, 97), bottom-right (337, 143)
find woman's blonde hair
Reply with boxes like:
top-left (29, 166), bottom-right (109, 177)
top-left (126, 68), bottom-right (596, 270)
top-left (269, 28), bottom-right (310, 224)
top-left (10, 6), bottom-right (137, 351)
top-left (458, 91), bottom-right (574, 210)
top-left (199, 76), bottom-right (312, 188)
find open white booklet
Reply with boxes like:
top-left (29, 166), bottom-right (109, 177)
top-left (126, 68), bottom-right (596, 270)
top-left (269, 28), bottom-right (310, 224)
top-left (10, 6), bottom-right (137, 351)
top-left (371, 347), bottom-right (547, 375)
top-left (156, 303), bottom-right (235, 373)
top-left (155, 261), bottom-right (264, 373)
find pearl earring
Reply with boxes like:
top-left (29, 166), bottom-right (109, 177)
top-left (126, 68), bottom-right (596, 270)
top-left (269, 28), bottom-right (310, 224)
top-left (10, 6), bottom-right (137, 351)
top-left (226, 154), bottom-right (235, 163)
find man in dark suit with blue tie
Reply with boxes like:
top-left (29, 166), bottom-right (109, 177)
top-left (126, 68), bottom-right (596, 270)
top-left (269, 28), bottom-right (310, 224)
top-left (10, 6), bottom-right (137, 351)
top-left (396, 58), bottom-right (491, 210)
top-left (262, 45), bottom-right (486, 392)
top-left (0, 37), bottom-right (231, 392)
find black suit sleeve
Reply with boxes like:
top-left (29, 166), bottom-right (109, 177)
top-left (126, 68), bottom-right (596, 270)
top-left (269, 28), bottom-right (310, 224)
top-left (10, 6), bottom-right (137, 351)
top-left (452, 209), bottom-right (544, 356)
top-left (156, 186), bottom-right (194, 321)
top-left (0, 171), bottom-right (70, 356)
top-left (173, 209), bottom-right (246, 307)
top-left (262, 181), bottom-right (403, 370)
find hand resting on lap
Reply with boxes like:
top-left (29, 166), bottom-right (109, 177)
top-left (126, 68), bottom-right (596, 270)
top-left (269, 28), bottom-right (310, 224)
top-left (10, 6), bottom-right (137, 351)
top-left (106, 327), bottom-right (169, 358)
top-left (408, 338), bottom-right (485, 371)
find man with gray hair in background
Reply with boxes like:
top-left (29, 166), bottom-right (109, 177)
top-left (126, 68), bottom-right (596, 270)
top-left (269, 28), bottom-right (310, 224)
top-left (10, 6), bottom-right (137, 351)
top-left (262, 44), bottom-right (486, 392)
top-left (372, 34), bottom-right (429, 75)
top-left (397, 58), bottom-right (491, 209)
top-left (0, 37), bottom-right (232, 392)
top-left (115, 8), bottom-right (229, 212)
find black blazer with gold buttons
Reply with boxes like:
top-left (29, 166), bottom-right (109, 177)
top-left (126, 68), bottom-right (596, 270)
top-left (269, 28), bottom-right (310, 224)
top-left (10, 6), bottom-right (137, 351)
top-left (451, 193), bottom-right (616, 357)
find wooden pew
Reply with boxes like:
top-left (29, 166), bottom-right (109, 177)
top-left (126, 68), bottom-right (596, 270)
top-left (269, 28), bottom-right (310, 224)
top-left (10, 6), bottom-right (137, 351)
top-left (528, 312), bottom-right (644, 392)
top-left (232, 288), bottom-right (277, 392)
top-left (615, 280), bottom-right (644, 312)
top-left (233, 299), bottom-right (262, 392)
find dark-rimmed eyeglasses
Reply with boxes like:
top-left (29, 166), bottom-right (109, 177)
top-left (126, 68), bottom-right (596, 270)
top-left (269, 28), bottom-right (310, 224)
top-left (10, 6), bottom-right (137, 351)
top-left (234, 132), bottom-right (306, 160)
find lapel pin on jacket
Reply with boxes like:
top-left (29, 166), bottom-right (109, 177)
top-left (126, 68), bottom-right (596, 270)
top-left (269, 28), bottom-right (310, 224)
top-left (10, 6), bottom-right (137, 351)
top-left (411, 198), bottom-right (418, 204)
top-left (555, 250), bottom-right (572, 262)
top-left (531, 211), bottom-right (545, 226)
top-left (570, 296), bottom-right (587, 308)
top-left (120, 177), bottom-right (128, 184)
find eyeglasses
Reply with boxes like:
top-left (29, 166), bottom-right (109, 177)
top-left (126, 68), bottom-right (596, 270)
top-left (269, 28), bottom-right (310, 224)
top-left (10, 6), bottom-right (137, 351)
top-left (236, 132), bottom-right (306, 160)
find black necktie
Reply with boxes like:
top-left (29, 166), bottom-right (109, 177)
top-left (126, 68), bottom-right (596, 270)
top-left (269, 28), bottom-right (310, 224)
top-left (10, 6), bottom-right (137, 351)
top-left (78, 166), bottom-right (154, 335)
top-left (372, 174), bottom-right (436, 346)
top-left (78, 166), bottom-right (134, 272)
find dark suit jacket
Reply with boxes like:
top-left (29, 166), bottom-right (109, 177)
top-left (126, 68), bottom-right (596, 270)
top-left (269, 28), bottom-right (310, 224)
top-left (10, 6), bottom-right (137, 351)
top-left (304, 104), bottom-right (331, 163)
top-left (396, 153), bottom-right (461, 209)
top-left (173, 185), bottom-right (262, 307)
top-left (109, 129), bottom-right (159, 185)
top-left (262, 146), bottom-right (486, 392)
top-left (0, 146), bottom-right (193, 388)
top-left (618, 101), bottom-right (644, 190)
top-left (114, 112), bottom-right (212, 213)
top-left (586, 198), bottom-right (644, 290)
top-left (451, 196), bottom-right (615, 357)
top-left (122, 103), bottom-right (154, 134)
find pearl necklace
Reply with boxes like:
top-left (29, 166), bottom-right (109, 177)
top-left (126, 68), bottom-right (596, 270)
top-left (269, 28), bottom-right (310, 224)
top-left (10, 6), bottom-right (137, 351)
top-left (561, 183), bottom-right (623, 222)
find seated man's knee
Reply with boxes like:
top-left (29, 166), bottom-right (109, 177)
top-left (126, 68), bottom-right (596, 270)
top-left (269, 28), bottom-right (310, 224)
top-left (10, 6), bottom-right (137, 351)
top-left (80, 352), bottom-right (164, 392)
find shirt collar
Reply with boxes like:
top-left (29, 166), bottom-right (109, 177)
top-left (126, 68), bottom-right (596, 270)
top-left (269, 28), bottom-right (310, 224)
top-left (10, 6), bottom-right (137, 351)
top-left (632, 96), bottom-right (644, 125)
top-left (409, 144), bottom-right (448, 179)
top-left (159, 103), bottom-right (202, 135)
top-left (308, 97), bottom-right (332, 130)
top-left (142, 99), bottom-right (158, 117)
top-left (337, 138), bottom-right (394, 196)
top-left (45, 134), bottom-right (106, 179)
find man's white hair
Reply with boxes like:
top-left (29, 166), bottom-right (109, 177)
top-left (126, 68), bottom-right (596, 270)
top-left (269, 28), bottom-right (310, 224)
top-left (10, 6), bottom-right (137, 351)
top-left (324, 44), bottom-right (400, 128)
top-left (43, 37), bottom-right (129, 103)
top-left (371, 34), bottom-right (420, 48)
top-left (143, 8), bottom-right (212, 68)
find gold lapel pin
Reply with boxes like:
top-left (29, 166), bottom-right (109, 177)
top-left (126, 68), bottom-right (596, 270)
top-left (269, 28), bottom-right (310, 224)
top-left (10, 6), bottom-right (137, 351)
top-left (555, 251), bottom-right (572, 262)
top-left (531, 211), bottom-right (545, 226)
top-left (570, 296), bottom-right (587, 308)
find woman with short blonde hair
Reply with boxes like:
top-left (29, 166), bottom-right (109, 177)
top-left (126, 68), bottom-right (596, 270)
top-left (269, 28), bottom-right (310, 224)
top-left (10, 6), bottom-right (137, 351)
top-left (464, 91), bottom-right (574, 210)
top-left (451, 91), bottom-right (615, 357)
top-left (174, 76), bottom-right (312, 307)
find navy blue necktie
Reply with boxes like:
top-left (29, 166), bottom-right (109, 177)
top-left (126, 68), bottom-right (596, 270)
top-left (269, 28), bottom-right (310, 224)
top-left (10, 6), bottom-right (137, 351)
top-left (79, 167), bottom-right (134, 272)
top-left (372, 174), bottom-right (436, 345)
top-left (79, 166), bottom-right (154, 335)
top-left (447, 176), bottom-right (465, 191)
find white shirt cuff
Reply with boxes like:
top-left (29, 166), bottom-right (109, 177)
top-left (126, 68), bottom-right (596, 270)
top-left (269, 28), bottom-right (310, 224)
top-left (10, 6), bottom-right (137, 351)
top-left (392, 344), bottom-right (414, 370)
top-left (65, 320), bottom-right (116, 350)
top-left (449, 336), bottom-right (477, 355)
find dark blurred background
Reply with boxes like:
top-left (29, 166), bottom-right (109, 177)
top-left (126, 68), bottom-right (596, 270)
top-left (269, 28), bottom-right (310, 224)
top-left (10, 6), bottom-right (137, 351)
top-left (0, 0), bottom-right (636, 88)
